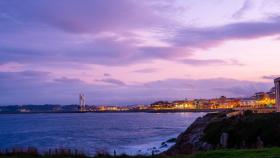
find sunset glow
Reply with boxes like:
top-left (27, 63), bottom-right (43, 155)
top-left (0, 0), bottom-right (280, 105)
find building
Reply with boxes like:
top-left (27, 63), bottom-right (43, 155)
top-left (274, 78), bottom-right (280, 112)
top-left (255, 92), bottom-right (267, 100)
top-left (173, 100), bottom-right (195, 109)
top-left (268, 87), bottom-right (276, 99)
top-left (209, 96), bottom-right (240, 109)
top-left (240, 98), bottom-right (257, 109)
top-left (194, 99), bottom-right (210, 109)
top-left (79, 93), bottom-right (86, 112)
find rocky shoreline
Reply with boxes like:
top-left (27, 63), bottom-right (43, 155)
top-left (163, 112), bottom-right (227, 156)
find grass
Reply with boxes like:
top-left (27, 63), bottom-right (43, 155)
top-left (3, 148), bottom-right (280, 158)
top-left (0, 147), bottom-right (154, 158)
top-left (177, 148), bottom-right (280, 158)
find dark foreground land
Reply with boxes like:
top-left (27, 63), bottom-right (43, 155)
top-left (2, 148), bottom-right (280, 158)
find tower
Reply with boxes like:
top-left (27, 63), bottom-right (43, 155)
top-left (79, 93), bottom-right (86, 112)
top-left (274, 78), bottom-right (280, 112)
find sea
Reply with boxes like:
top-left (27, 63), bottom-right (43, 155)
top-left (0, 112), bottom-right (206, 155)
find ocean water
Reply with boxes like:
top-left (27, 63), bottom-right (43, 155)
top-left (0, 112), bottom-right (205, 155)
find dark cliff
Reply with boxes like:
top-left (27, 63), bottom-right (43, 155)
top-left (164, 112), bottom-right (226, 156)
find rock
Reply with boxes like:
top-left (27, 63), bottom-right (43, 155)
top-left (256, 136), bottom-right (264, 149)
top-left (241, 140), bottom-right (246, 148)
top-left (166, 138), bottom-right (176, 143)
top-left (201, 142), bottom-right (213, 150)
top-left (220, 132), bottom-right (229, 148)
top-left (160, 143), bottom-right (168, 148)
top-left (163, 113), bottom-right (225, 156)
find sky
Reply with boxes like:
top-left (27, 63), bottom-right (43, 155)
top-left (0, 0), bottom-right (280, 105)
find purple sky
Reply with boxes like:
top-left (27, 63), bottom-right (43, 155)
top-left (0, 0), bottom-right (279, 105)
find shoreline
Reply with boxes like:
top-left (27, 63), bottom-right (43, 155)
top-left (163, 112), bottom-right (226, 156)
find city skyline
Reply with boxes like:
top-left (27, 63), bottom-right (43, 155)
top-left (0, 0), bottom-right (280, 105)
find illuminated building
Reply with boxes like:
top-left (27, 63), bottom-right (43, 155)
top-left (194, 99), bottom-right (210, 109)
top-left (240, 98), bottom-right (257, 108)
top-left (173, 100), bottom-right (195, 109)
top-left (274, 78), bottom-right (280, 112)
top-left (208, 96), bottom-right (240, 109)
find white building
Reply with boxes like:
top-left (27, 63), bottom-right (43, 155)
top-left (274, 78), bottom-right (280, 112)
top-left (79, 93), bottom-right (86, 112)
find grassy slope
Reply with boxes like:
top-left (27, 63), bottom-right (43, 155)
top-left (179, 148), bottom-right (280, 158)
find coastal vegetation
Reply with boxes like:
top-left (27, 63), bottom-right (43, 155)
top-left (165, 111), bottom-right (280, 156)
top-left (203, 111), bottom-right (280, 148)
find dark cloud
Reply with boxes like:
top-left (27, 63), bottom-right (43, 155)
top-left (53, 77), bottom-right (84, 84)
top-left (0, 30), bottom-right (193, 65)
top-left (137, 46), bottom-right (192, 60)
top-left (0, 0), bottom-right (163, 34)
top-left (0, 34), bottom-right (136, 65)
top-left (0, 70), bottom-right (49, 80)
top-left (98, 78), bottom-right (126, 86)
top-left (172, 16), bottom-right (280, 48)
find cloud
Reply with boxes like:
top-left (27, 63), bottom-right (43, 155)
top-left (0, 0), bottom-right (164, 34)
top-left (232, 0), bottom-right (253, 18)
top-left (132, 68), bottom-right (158, 73)
top-left (137, 46), bottom-right (192, 60)
top-left (1, 1), bottom-right (279, 67)
top-left (275, 36), bottom-right (280, 40)
top-left (0, 32), bottom-right (193, 65)
top-left (0, 70), bottom-right (274, 105)
top-left (98, 78), bottom-right (126, 86)
top-left (172, 16), bottom-right (280, 48)
top-left (103, 73), bottom-right (111, 77)
top-left (0, 0), bottom-right (182, 66)
top-left (0, 34), bottom-right (136, 65)
top-left (0, 1), bottom-right (278, 105)
top-left (262, 75), bottom-right (280, 80)
top-left (0, 20), bottom-right (193, 66)
top-left (138, 78), bottom-right (272, 101)
top-left (0, 70), bottom-right (50, 80)
top-left (0, 70), bottom-right (89, 105)
top-left (53, 77), bottom-right (84, 84)
top-left (179, 58), bottom-right (243, 66)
